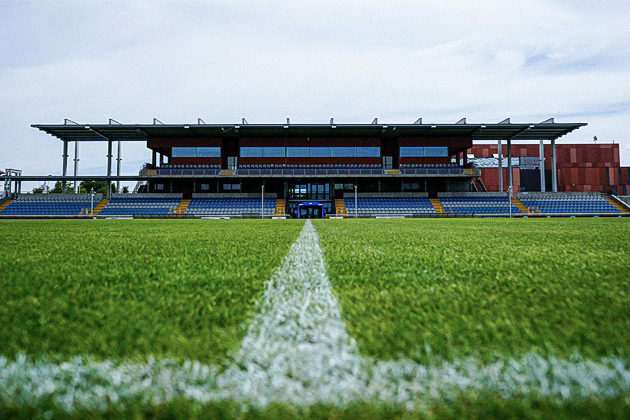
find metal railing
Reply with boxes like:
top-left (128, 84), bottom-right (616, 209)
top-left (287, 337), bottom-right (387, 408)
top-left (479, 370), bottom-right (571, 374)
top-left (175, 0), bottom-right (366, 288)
top-left (148, 166), bottom-right (479, 177)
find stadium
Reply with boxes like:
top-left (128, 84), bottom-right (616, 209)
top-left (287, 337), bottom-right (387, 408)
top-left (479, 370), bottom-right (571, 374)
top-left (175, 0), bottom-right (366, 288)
top-left (1, 118), bottom-right (629, 218)
top-left (1, 118), bottom-right (629, 418)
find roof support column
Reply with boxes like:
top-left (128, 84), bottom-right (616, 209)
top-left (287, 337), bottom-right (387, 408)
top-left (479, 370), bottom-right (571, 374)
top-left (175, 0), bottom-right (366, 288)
top-left (160, 153), bottom-right (165, 166)
top-left (463, 149), bottom-right (468, 165)
top-left (551, 138), bottom-right (557, 192)
top-left (507, 139), bottom-right (513, 197)
top-left (62, 140), bottom-right (68, 194)
top-left (73, 141), bottom-right (79, 193)
top-left (539, 140), bottom-right (546, 192)
top-left (152, 150), bottom-right (157, 166)
top-left (497, 140), bottom-right (503, 192)
top-left (106, 139), bottom-right (113, 199)
top-left (116, 141), bottom-right (121, 193)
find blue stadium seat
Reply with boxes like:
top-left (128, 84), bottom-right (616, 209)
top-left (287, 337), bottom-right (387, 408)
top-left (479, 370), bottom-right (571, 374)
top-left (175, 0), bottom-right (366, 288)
top-left (439, 195), bottom-right (519, 215)
top-left (343, 195), bottom-right (436, 215)
top-left (518, 193), bottom-right (620, 214)
top-left (185, 196), bottom-right (276, 216)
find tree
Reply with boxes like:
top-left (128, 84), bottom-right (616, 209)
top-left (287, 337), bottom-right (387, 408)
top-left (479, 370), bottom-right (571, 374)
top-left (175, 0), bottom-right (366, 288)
top-left (122, 186), bottom-right (129, 193)
top-left (79, 181), bottom-right (115, 194)
top-left (31, 184), bottom-right (45, 194)
top-left (49, 181), bottom-right (74, 193)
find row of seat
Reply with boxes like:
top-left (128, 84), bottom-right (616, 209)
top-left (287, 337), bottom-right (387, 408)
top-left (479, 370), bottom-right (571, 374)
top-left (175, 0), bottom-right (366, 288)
top-left (344, 197), bottom-right (436, 214)
top-left (343, 195), bottom-right (622, 215)
top-left (1, 202), bottom-right (93, 215)
top-left (399, 164), bottom-right (460, 168)
top-left (161, 164), bottom-right (221, 169)
top-left (186, 197), bottom-right (276, 215)
top-left (100, 198), bottom-right (182, 215)
top-left (517, 194), bottom-right (619, 213)
top-left (240, 164), bottom-right (381, 169)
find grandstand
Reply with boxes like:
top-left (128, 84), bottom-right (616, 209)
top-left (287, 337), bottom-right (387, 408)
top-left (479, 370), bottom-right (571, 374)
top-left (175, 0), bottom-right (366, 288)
top-left (0, 194), bottom-right (101, 216)
top-left (1, 118), bottom-right (629, 218)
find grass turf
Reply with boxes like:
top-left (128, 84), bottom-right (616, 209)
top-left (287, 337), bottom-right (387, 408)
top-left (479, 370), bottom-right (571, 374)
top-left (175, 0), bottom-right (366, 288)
top-left (0, 219), bottom-right (303, 363)
top-left (314, 218), bottom-right (630, 364)
top-left (1, 218), bottom-right (628, 418)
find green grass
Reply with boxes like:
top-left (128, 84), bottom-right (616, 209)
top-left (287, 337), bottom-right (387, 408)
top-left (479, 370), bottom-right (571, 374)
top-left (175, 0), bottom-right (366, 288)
top-left (1, 218), bottom-right (628, 418)
top-left (0, 219), bottom-right (303, 363)
top-left (314, 218), bottom-right (630, 364)
top-left (3, 395), bottom-right (628, 420)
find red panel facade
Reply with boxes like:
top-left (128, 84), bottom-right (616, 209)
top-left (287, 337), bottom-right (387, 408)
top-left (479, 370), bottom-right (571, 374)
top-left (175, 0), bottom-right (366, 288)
top-left (470, 143), bottom-right (624, 193)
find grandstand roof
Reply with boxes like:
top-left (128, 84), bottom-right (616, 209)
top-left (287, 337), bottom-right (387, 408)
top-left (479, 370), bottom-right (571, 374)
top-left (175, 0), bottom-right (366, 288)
top-left (32, 120), bottom-right (586, 142)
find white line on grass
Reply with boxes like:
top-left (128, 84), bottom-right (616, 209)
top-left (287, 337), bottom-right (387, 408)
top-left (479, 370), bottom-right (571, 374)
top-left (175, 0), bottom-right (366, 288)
top-left (1, 220), bottom-right (628, 412)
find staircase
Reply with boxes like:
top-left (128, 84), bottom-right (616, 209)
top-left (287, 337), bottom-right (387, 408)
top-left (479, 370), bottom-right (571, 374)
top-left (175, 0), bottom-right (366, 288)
top-left (606, 196), bottom-right (630, 213)
top-left (473, 177), bottom-right (488, 192)
top-left (176, 199), bottom-right (191, 215)
top-left (429, 198), bottom-right (445, 214)
top-left (133, 181), bottom-right (146, 193)
top-left (219, 169), bottom-right (234, 176)
top-left (92, 199), bottom-right (109, 215)
top-left (335, 199), bottom-right (348, 215)
top-left (511, 198), bottom-right (531, 215)
top-left (274, 199), bottom-right (286, 215)
top-left (0, 199), bottom-right (13, 213)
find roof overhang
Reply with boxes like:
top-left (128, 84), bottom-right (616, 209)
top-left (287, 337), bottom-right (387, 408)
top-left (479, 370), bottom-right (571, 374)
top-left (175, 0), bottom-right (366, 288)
top-left (32, 121), bottom-right (587, 142)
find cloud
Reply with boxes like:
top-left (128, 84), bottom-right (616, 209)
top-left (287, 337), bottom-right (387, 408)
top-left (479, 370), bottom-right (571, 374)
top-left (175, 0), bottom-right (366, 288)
top-left (1, 0), bottom-right (629, 191)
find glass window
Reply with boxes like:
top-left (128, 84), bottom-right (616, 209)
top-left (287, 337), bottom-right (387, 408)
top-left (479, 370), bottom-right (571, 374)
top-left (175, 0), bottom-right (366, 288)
top-left (357, 147), bottom-right (380, 157)
top-left (333, 147), bottom-right (356, 157)
top-left (200, 184), bottom-right (210, 191)
top-left (424, 147), bottom-right (448, 157)
top-left (172, 147), bottom-right (196, 157)
top-left (263, 147), bottom-right (285, 157)
top-left (240, 147), bottom-right (263, 158)
top-left (399, 147), bottom-right (424, 157)
top-left (287, 147), bottom-right (309, 157)
top-left (196, 147), bottom-right (220, 157)
top-left (309, 147), bottom-right (333, 157)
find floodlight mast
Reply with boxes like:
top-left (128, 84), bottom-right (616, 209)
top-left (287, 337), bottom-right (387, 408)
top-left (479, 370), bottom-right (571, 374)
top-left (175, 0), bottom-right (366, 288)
top-left (90, 187), bottom-right (95, 216)
top-left (354, 185), bottom-right (358, 219)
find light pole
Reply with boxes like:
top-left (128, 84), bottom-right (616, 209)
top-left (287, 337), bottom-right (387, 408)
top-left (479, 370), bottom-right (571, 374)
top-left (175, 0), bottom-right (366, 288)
top-left (508, 185), bottom-right (513, 218)
top-left (354, 184), bottom-right (358, 218)
top-left (261, 183), bottom-right (265, 219)
top-left (90, 187), bottom-right (95, 216)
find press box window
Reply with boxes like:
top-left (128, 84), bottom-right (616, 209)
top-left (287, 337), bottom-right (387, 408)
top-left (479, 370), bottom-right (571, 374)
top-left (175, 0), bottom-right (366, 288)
top-left (262, 147), bottom-right (285, 157)
top-left (196, 147), bottom-right (220, 157)
top-left (309, 147), bottom-right (334, 157)
top-left (424, 147), bottom-right (448, 157)
top-left (399, 147), bottom-right (424, 157)
top-left (356, 147), bottom-right (380, 157)
top-left (172, 147), bottom-right (197, 157)
top-left (240, 147), bottom-right (263, 158)
top-left (333, 147), bottom-right (356, 157)
top-left (286, 147), bottom-right (310, 157)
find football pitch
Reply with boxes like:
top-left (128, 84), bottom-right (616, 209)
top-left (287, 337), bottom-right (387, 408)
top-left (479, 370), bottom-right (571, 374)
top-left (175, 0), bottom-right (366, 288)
top-left (1, 218), bottom-right (628, 418)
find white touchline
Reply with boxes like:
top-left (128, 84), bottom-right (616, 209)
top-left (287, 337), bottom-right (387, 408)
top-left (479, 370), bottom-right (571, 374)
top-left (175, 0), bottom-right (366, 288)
top-left (0, 220), bottom-right (628, 412)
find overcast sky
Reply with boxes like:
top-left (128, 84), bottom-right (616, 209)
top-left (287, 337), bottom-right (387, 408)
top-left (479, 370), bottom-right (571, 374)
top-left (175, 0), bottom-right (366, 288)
top-left (1, 0), bottom-right (629, 189)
